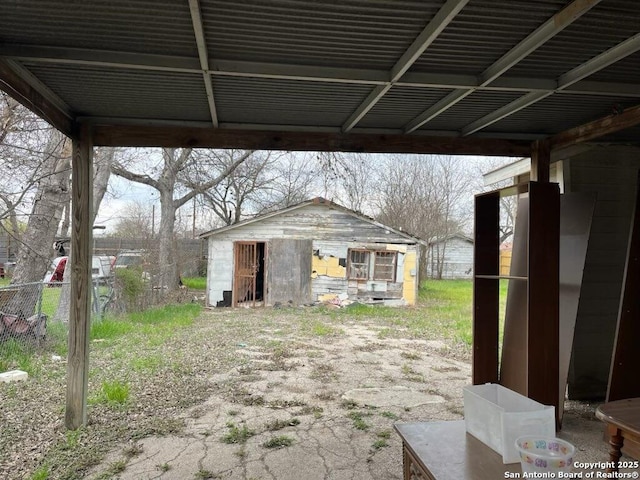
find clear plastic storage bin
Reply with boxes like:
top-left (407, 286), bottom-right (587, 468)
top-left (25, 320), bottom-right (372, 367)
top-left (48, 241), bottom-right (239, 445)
top-left (463, 383), bottom-right (555, 464)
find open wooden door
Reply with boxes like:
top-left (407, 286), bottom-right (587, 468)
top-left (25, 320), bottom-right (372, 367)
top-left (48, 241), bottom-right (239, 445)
top-left (267, 239), bottom-right (312, 306)
top-left (233, 242), bottom-right (258, 307)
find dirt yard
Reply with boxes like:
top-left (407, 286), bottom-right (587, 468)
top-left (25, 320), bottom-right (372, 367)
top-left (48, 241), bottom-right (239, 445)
top-left (0, 305), bottom-right (618, 480)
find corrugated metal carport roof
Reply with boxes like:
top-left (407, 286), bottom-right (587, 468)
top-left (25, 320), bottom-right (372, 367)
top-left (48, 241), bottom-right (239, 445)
top-left (1, 0), bottom-right (639, 152)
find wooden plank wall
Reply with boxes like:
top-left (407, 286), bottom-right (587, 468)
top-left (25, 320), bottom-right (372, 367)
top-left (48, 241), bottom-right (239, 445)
top-left (205, 205), bottom-right (421, 306)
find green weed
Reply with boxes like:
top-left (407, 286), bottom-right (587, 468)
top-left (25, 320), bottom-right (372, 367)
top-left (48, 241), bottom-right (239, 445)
top-left (264, 417), bottom-right (300, 431)
top-left (221, 422), bottom-right (255, 444)
top-left (347, 411), bottom-right (371, 431)
top-left (131, 354), bottom-right (163, 373)
top-left (93, 380), bottom-right (130, 405)
top-left (263, 435), bottom-right (294, 448)
top-left (307, 321), bottom-right (343, 337)
top-left (380, 411), bottom-right (399, 420)
top-left (29, 466), bottom-right (49, 480)
top-left (372, 439), bottom-right (388, 449)
top-left (194, 469), bottom-right (219, 479)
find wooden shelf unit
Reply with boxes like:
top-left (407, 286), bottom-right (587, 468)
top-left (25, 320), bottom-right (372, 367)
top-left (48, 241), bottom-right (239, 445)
top-left (473, 181), bottom-right (560, 417)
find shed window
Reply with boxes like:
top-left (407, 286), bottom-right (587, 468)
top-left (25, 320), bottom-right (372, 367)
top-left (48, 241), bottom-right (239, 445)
top-left (348, 249), bottom-right (397, 281)
top-left (374, 251), bottom-right (397, 281)
top-left (348, 250), bottom-right (370, 279)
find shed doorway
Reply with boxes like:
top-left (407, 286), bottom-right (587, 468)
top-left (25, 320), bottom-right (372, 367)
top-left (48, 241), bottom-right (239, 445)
top-left (233, 241), bottom-right (265, 307)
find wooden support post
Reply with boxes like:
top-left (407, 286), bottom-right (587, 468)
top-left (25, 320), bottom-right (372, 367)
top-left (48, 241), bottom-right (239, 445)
top-left (65, 123), bottom-right (93, 430)
top-left (527, 181), bottom-right (560, 419)
top-left (473, 192), bottom-right (500, 385)
top-left (531, 139), bottom-right (551, 183)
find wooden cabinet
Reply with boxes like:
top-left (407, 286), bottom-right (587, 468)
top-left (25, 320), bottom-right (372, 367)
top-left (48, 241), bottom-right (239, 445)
top-left (395, 421), bottom-right (520, 480)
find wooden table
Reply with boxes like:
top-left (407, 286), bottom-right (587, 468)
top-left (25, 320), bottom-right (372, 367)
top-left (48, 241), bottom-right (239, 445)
top-left (596, 398), bottom-right (640, 473)
top-left (394, 421), bottom-right (521, 480)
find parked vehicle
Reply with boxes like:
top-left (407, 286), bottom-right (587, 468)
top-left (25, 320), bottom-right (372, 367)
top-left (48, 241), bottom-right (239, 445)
top-left (113, 250), bottom-right (145, 270)
top-left (43, 255), bottom-right (116, 284)
top-left (92, 255), bottom-right (115, 279)
top-left (43, 256), bottom-right (68, 284)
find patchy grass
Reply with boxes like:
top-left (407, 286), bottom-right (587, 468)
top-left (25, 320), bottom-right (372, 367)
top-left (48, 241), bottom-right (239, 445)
top-left (5, 281), bottom-right (487, 480)
top-left (264, 417), bottom-right (300, 431)
top-left (221, 422), bottom-right (255, 444)
top-left (380, 411), bottom-right (400, 420)
top-left (347, 411), bottom-right (371, 431)
top-left (262, 435), bottom-right (294, 449)
top-left (181, 277), bottom-right (207, 290)
top-left (28, 466), bottom-right (49, 480)
top-left (92, 380), bottom-right (130, 405)
top-left (372, 439), bottom-right (388, 450)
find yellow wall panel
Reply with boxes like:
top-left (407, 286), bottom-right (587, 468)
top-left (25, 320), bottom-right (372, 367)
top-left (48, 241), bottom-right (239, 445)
top-left (403, 251), bottom-right (417, 305)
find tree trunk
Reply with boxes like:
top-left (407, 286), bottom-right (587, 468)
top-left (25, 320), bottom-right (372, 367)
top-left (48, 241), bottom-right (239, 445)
top-left (92, 148), bottom-right (113, 224)
top-left (158, 189), bottom-right (178, 289)
top-left (11, 132), bottom-right (70, 285)
top-left (10, 132), bottom-right (70, 318)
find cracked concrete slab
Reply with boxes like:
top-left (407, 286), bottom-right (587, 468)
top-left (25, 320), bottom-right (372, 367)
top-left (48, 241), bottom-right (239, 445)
top-left (341, 386), bottom-right (445, 409)
top-left (88, 317), bottom-right (620, 480)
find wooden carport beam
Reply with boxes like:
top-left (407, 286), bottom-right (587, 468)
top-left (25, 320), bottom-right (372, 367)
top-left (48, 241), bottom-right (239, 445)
top-left (0, 59), bottom-right (73, 137)
top-left (531, 139), bottom-right (551, 183)
top-left (65, 123), bottom-right (93, 430)
top-left (550, 104), bottom-right (640, 151)
top-left (91, 124), bottom-right (531, 156)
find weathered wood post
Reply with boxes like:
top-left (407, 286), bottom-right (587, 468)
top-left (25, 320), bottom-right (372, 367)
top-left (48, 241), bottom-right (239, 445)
top-left (65, 123), bottom-right (93, 429)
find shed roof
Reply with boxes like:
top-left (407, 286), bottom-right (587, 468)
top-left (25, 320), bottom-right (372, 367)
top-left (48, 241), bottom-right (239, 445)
top-left (428, 233), bottom-right (474, 246)
top-left (1, 0), bottom-right (639, 154)
top-left (199, 197), bottom-right (428, 245)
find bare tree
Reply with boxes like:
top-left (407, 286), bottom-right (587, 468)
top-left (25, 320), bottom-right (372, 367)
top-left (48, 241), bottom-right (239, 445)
top-left (251, 153), bottom-right (317, 214)
top-left (313, 152), bottom-right (373, 211)
top-left (374, 155), bottom-right (475, 280)
top-left (112, 201), bottom-right (153, 239)
top-left (11, 131), bottom-right (71, 285)
top-left (111, 148), bottom-right (253, 289)
top-left (0, 93), bottom-right (55, 250)
top-left (202, 150), bottom-right (276, 226)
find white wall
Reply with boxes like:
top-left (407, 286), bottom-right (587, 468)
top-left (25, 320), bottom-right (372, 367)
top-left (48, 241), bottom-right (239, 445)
top-left (427, 237), bottom-right (474, 279)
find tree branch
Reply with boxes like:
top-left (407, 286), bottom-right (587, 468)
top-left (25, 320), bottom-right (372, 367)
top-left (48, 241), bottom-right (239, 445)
top-left (174, 150), bottom-right (254, 209)
top-left (111, 163), bottom-right (159, 189)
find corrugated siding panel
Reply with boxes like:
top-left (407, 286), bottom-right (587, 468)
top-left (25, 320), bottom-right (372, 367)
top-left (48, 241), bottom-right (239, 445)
top-left (410, 0), bottom-right (567, 75)
top-left (419, 91), bottom-right (522, 131)
top-left (23, 63), bottom-right (211, 121)
top-left (587, 51), bottom-right (640, 85)
top-left (568, 147), bottom-right (640, 399)
top-left (0, 1), bottom-right (197, 57)
top-left (358, 86), bottom-right (452, 129)
top-left (213, 76), bottom-right (371, 127)
top-left (202, 0), bottom-right (444, 70)
top-left (508, 1), bottom-right (640, 79)
top-left (488, 93), bottom-right (639, 135)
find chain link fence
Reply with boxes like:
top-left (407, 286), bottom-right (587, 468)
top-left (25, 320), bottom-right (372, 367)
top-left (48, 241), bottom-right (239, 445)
top-left (0, 275), bottom-right (172, 372)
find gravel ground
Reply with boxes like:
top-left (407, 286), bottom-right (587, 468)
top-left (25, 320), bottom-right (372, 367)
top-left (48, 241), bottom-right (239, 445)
top-left (0, 305), bottom-right (619, 480)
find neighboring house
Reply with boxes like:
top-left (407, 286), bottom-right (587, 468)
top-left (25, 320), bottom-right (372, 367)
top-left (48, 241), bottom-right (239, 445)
top-left (200, 198), bottom-right (427, 308)
top-left (427, 234), bottom-right (474, 279)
